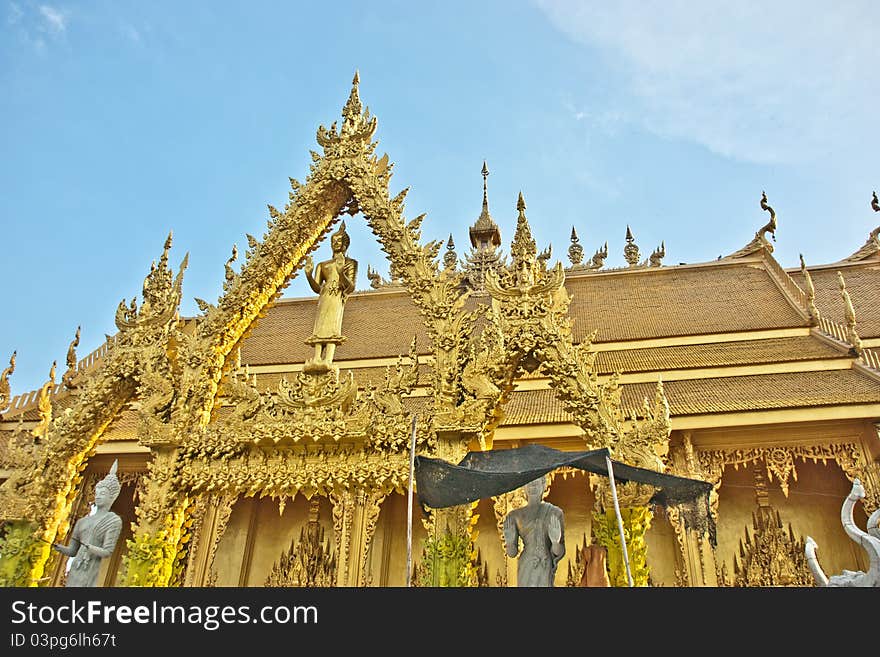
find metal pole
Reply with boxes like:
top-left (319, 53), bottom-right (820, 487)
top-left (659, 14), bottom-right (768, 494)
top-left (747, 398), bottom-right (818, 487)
top-left (406, 415), bottom-right (418, 587)
top-left (605, 455), bottom-right (634, 587)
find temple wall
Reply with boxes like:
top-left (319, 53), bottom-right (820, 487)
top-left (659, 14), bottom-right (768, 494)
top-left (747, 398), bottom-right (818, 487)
top-left (365, 492), bottom-right (427, 586)
top-left (644, 508), bottom-right (680, 587)
top-left (714, 460), bottom-right (867, 583)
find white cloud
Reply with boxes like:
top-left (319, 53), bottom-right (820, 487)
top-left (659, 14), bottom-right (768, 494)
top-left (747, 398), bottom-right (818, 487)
top-left (120, 22), bottom-right (141, 44)
top-left (534, 1), bottom-right (879, 166)
top-left (38, 4), bottom-right (65, 34)
top-left (8, 2), bottom-right (23, 25)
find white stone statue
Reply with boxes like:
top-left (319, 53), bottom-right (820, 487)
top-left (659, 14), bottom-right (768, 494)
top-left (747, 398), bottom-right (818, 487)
top-left (53, 460), bottom-right (123, 587)
top-left (804, 478), bottom-right (880, 587)
top-left (502, 475), bottom-right (565, 587)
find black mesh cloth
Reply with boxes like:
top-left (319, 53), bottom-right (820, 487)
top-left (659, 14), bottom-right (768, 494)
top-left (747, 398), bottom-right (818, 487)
top-left (414, 444), bottom-right (716, 544)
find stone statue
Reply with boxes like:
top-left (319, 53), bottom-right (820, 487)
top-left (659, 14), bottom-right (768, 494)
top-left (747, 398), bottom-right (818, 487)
top-left (53, 461), bottom-right (123, 587)
top-left (503, 475), bottom-right (565, 587)
top-left (804, 478), bottom-right (880, 587)
top-left (303, 221), bottom-right (358, 373)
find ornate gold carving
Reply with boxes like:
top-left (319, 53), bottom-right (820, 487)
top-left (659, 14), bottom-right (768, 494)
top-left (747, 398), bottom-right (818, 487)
top-left (799, 254), bottom-right (820, 326)
top-left (838, 271), bottom-right (862, 354)
top-left (567, 227), bottom-right (584, 266)
top-left (695, 442), bottom-right (876, 509)
top-left (62, 327), bottom-right (81, 390)
top-left (0, 351), bottom-right (15, 413)
top-left (359, 489), bottom-right (386, 585)
top-left (842, 191), bottom-right (880, 262)
top-left (589, 241), bottom-right (608, 270)
top-left (204, 494), bottom-right (236, 587)
top-left (265, 498), bottom-right (336, 587)
top-left (443, 234), bottom-right (458, 271)
top-left (650, 241), bottom-right (666, 267)
top-left (623, 225), bottom-right (640, 267)
top-left (727, 466), bottom-right (812, 587)
top-left (32, 362), bottom-right (56, 440)
top-left (727, 191), bottom-right (777, 258)
top-left (463, 162), bottom-right (503, 291)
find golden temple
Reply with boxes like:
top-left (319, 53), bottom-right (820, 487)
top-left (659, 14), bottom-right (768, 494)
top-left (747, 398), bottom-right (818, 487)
top-left (1, 74), bottom-right (878, 588)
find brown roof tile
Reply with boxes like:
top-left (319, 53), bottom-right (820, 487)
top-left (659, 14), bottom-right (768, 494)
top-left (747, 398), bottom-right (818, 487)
top-left (594, 335), bottom-right (843, 375)
top-left (500, 368), bottom-right (880, 425)
top-left (565, 264), bottom-right (806, 343)
top-left (240, 262), bottom-right (809, 366)
top-left (239, 290), bottom-right (430, 366)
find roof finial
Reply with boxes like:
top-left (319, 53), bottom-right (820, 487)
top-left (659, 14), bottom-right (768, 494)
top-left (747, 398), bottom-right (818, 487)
top-left (481, 160), bottom-right (490, 212)
top-left (799, 254), bottom-right (819, 326)
top-left (568, 226), bottom-right (584, 266)
top-left (468, 161), bottom-right (501, 249)
top-left (62, 326), bottom-right (81, 390)
top-left (444, 234), bottom-right (458, 270)
top-left (0, 351), bottom-right (15, 412)
top-left (624, 225), bottom-right (640, 267)
top-left (510, 192), bottom-right (536, 265)
top-left (838, 271), bottom-right (862, 354)
top-left (759, 191), bottom-right (777, 242)
top-left (341, 70), bottom-right (364, 128)
top-left (871, 191), bottom-right (879, 213)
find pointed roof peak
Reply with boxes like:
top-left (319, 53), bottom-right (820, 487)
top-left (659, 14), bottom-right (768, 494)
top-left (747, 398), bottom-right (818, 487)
top-left (341, 70), bottom-right (364, 128)
top-left (511, 193), bottom-right (536, 263)
top-left (469, 161), bottom-right (501, 249)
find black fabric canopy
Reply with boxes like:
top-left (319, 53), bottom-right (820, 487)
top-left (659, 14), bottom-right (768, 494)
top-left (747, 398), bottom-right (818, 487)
top-left (414, 444), bottom-right (716, 543)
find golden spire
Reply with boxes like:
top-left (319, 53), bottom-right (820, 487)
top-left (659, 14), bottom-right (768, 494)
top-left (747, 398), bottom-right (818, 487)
top-left (510, 191), bottom-right (537, 265)
top-left (469, 161), bottom-right (501, 249)
top-left (838, 271), bottom-right (862, 354)
top-left (799, 254), bottom-right (819, 326)
top-left (341, 70), bottom-right (364, 131)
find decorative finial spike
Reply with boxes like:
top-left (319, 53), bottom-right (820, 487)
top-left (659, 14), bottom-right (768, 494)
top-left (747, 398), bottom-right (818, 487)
top-left (626, 225), bottom-right (634, 242)
top-left (517, 191), bottom-right (526, 213)
top-left (571, 226), bottom-right (579, 242)
top-left (481, 160), bottom-right (489, 178)
top-left (353, 70), bottom-right (360, 86)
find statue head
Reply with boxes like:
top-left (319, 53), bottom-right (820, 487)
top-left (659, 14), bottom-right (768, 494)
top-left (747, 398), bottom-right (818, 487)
top-left (93, 460), bottom-right (121, 511)
top-left (525, 475), bottom-right (547, 503)
top-left (331, 222), bottom-right (351, 254)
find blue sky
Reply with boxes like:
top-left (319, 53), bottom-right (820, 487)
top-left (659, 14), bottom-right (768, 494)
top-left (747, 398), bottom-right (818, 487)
top-left (1, 1), bottom-right (878, 395)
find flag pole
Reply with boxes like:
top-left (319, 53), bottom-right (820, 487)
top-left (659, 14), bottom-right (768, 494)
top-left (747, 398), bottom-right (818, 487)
top-left (406, 414), bottom-right (418, 587)
top-left (605, 454), bottom-right (634, 587)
